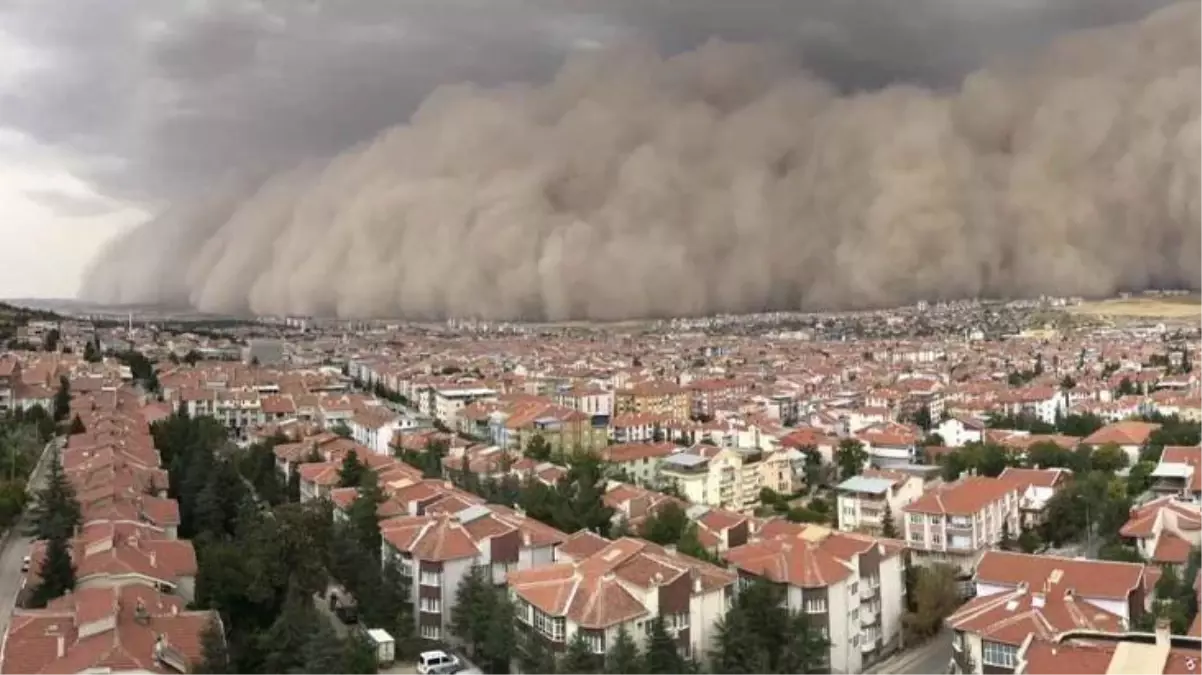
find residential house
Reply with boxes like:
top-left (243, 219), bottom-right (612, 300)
top-left (1014, 622), bottom-right (1201, 675)
top-left (349, 406), bottom-right (415, 455)
top-left (856, 422), bottom-right (921, 470)
top-left (507, 537), bottom-right (736, 664)
top-left (1119, 497), bottom-right (1201, 568)
top-left (434, 386), bottom-right (497, 427)
top-left (599, 442), bottom-right (679, 487)
top-left (936, 415), bottom-right (986, 448)
top-left (949, 551), bottom-right (1154, 674)
top-left (836, 469), bottom-right (925, 535)
top-left (723, 522), bottom-right (908, 672)
top-left (997, 468), bottom-right (1073, 530)
top-left (0, 585), bottom-right (219, 674)
top-left (1082, 421), bottom-right (1162, 466)
top-left (902, 476), bottom-right (1019, 576)
top-left (1149, 446), bottom-right (1202, 503)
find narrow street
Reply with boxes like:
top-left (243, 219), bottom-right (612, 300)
top-left (869, 626), bottom-right (954, 675)
top-left (0, 438), bottom-right (61, 637)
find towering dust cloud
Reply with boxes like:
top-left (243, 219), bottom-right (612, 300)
top-left (81, 2), bottom-right (1202, 321)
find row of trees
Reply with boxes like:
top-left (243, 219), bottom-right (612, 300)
top-left (0, 405), bottom-right (58, 531)
top-left (151, 410), bottom-right (385, 674)
top-left (26, 450), bottom-right (82, 607)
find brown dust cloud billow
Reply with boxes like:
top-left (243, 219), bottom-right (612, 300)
top-left (81, 2), bottom-right (1201, 321)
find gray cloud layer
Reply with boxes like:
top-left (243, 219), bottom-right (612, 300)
top-left (68, 1), bottom-right (1202, 319)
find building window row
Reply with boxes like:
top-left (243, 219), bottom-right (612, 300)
top-left (982, 641), bottom-right (1017, 668)
top-left (533, 608), bottom-right (566, 642)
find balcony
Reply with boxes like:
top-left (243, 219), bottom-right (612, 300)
top-left (860, 581), bottom-right (878, 600)
top-left (861, 611), bottom-right (879, 627)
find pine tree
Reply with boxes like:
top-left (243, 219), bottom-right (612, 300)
top-left (779, 612), bottom-right (829, 674)
top-left (880, 501), bottom-right (898, 539)
top-left (644, 617), bottom-right (686, 674)
top-left (52, 376), bottom-right (71, 423)
top-left (67, 415), bottom-right (85, 435)
top-left (709, 609), bottom-right (767, 674)
top-left (29, 452), bottom-right (81, 540)
top-left (561, 631), bottom-right (602, 674)
top-left (605, 625), bottom-right (644, 674)
top-left (451, 565), bottom-right (490, 658)
top-left (518, 630), bottom-right (557, 674)
top-left (339, 452), bottom-right (366, 488)
top-left (479, 590), bottom-right (517, 674)
top-left (29, 525), bottom-right (76, 607)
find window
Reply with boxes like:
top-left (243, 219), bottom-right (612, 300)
top-left (420, 625), bottom-right (441, 640)
top-left (852, 633), bottom-right (859, 647)
top-left (804, 597), bottom-right (827, 614)
top-left (534, 609), bottom-right (565, 642)
top-left (583, 631), bottom-right (606, 655)
top-left (398, 556), bottom-right (414, 578)
top-left (928, 514), bottom-right (943, 525)
top-left (850, 608), bottom-right (859, 622)
top-left (909, 513), bottom-right (923, 525)
top-left (849, 582), bottom-right (858, 597)
top-left (982, 641), bottom-right (1017, 668)
top-left (420, 570), bottom-right (441, 587)
top-left (664, 612), bottom-right (690, 632)
top-left (420, 597), bottom-right (442, 613)
top-left (932, 532), bottom-right (943, 545)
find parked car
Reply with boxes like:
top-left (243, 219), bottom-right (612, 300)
top-left (417, 650), bottom-right (460, 675)
top-left (20, 556), bottom-right (29, 573)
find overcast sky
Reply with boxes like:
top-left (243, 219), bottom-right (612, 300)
top-left (0, 0), bottom-right (1177, 298)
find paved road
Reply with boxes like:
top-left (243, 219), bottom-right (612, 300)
top-left (870, 626), bottom-right (954, 675)
top-left (0, 438), bottom-right (60, 637)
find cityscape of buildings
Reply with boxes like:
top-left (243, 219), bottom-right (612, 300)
top-left (0, 295), bottom-right (1196, 674)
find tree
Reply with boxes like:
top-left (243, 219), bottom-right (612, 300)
top-left (339, 452), bottom-right (367, 488)
top-left (1127, 461), bottom-right (1156, 498)
top-left (331, 421), bottom-right (353, 438)
top-left (835, 439), bottom-right (868, 479)
top-left (451, 566), bottom-right (492, 660)
top-left (1018, 526), bottom-right (1042, 554)
top-left (644, 617), bottom-right (687, 674)
top-left (1000, 520), bottom-right (1015, 551)
top-left (1097, 541), bottom-right (1143, 563)
top-left (779, 612), bottom-right (829, 674)
top-left (902, 563), bottom-right (961, 642)
top-left (83, 338), bottom-right (101, 363)
top-left (561, 631), bottom-right (603, 674)
top-left (709, 579), bottom-right (826, 674)
top-left (67, 414), bottom-right (85, 435)
top-left (518, 629), bottom-right (557, 674)
top-left (1091, 443), bottom-right (1129, 473)
top-left (346, 476), bottom-right (385, 554)
top-left (525, 434), bottom-right (552, 461)
top-left (43, 329), bottom-right (59, 352)
top-left (881, 501), bottom-right (898, 539)
top-left (194, 619), bottom-right (231, 674)
top-left (29, 524), bottom-right (76, 607)
top-left (605, 625), bottom-right (643, 674)
top-left (29, 451), bottom-right (81, 541)
top-left (1155, 564), bottom-right (1181, 602)
top-left (52, 375), bottom-right (70, 423)
top-left (641, 501), bottom-right (690, 545)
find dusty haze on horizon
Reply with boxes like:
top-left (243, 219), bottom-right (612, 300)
top-left (79, 2), bottom-right (1202, 321)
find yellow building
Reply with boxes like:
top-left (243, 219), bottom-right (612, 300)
top-left (614, 381), bottom-right (690, 423)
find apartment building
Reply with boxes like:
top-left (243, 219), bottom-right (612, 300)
top-left (506, 537), bottom-right (736, 663)
top-left (836, 469), bottom-right (925, 535)
top-left (599, 442), bottom-right (679, 486)
top-left (687, 379), bottom-right (752, 419)
top-left (723, 522), bottom-right (908, 672)
top-left (434, 386), bottom-right (497, 427)
top-left (0, 356), bottom-right (17, 412)
top-left (379, 502), bottom-right (568, 642)
top-left (553, 385), bottom-right (614, 418)
top-left (947, 551), bottom-right (1151, 675)
top-left (935, 415), bottom-right (986, 448)
top-left (348, 406), bottom-right (415, 455)
top-left (614, 381), bottom-right (691, 423)
top-left (659, 446), bottom-right (766, 514)
top-left (855, 422), bottom-right (921, 470)
top-left (902, 476), bottom-right (1020, 576)
top-left (494, 401), bottom-right (609, 455)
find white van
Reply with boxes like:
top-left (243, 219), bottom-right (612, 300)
top-left (416, 650), bottom-right (460, 674)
